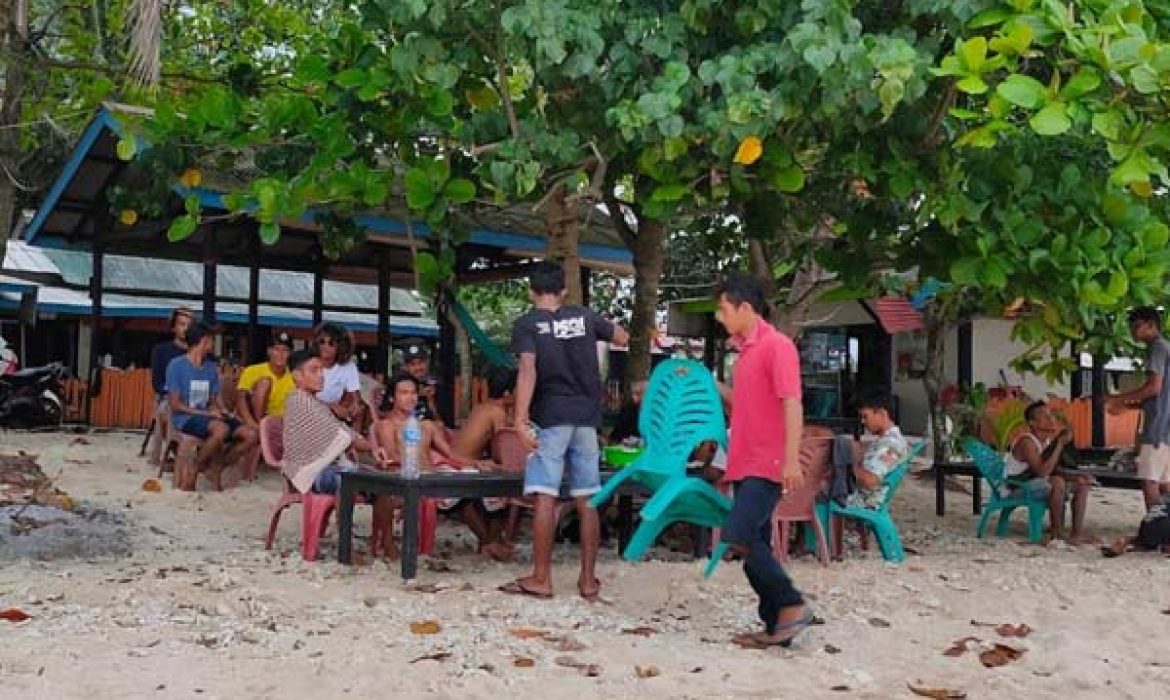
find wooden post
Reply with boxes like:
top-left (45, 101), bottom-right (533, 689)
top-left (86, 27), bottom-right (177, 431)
top-left (580, 266), bottom-right (592, 306)
top-left (312, 266), bottom-right (324, 327)
top-left (1070, 344), bottom-right (1083, 399)
top-left (202, 228), bottom-right (217, 324)
top-left (437, 289), bottom-right (456, 428)
top-left (86, 235), bottom-right (105, 426)
top-left (247, 251), bottom-right (261, 362)
top-left (377, 260), bottom-right (390, 378)
top-left (1091, 353), bottom-right (1106, 448)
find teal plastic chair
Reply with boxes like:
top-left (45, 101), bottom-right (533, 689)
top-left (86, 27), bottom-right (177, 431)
top-left (828, 440), bottom-right (925, 563)
top-left (589, 358), bottom-right (730, 575)
top-left (963, 437), bottom-right (1048, 543)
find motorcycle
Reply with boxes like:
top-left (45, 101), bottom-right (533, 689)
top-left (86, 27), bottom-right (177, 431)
top-left (0, 362), bottom-right (68, 428)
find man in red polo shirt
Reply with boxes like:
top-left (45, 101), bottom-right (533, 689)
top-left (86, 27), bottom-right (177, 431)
top-left (715, 273), bottom-right (813, 648)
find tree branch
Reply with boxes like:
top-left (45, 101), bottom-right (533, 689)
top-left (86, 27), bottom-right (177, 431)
top-left (603, 192), bottom-right (638, 250)
top-left (12, 54), bottom-right (228, 85)
top-left (494, 0), bottom-right (521, 140)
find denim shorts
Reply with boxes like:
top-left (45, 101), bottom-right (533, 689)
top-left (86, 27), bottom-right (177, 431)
top-left (1009, 476), bottom-right (1050, 500)
top-left (524, 425), bottom-right (601, 497)
top-left (179, 415), bottom-right (241, 440)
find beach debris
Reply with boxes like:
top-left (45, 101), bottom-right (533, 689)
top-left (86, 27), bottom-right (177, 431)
top-left (513, 656), bottom-right (535, 668)
top-left (635, 664), bottom-right (661, 678)
top-left (410, 651), bottom-right (452, 664)
top-left (908, 682), bottom-right (967, 699)
top-left (622, 626), bottom-right (658, 637)
top-left (867, 617), bottom-right (891, 628)
top-left (830, 685), bottom-right (850, 692)
top-left (410, 583), bottom-right (447, 594)
top-left (824, 644), bottom-right (842, 654)
top-left (995, 623), bottom-right (1031, 638)
top-left (979, 643), bottom-right (1025, 668)
top-left (549, 636), bottom-right (587, 652)
top-left (141, 479), bottom-right (162, 493)
top-left (69, 437), bottom-right (91, 446)
top-left (943, 637), bottom-right (981, 657)
top-left (1161, 608), bottom-right (1170, 615)
top-left (1, 608), bottom-right (31, 622)
top-left (555, 656), bottom-right (601, 676)
top-left (409, 620), bottom-right (441, 635)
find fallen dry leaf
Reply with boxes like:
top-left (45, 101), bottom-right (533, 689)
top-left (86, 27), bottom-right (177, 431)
top-left (830, 685), bottom-right (850, 692)
top-left (409, 620), bottom-right (441, 635)
top-left (141, 478), bottom-right (162, 493)
top-left (908, 682), bottom-right (967, 699)
top-left (411, 583), bottom-right (445, 594)
top-left (943, 637), bottom-right (981, 657)
top-left (555, 656), bottom-right (602, 676)
top-left (513, 656), bottom-right (535, 668)
top-left (635, 665), bottom-right (660, 679)
top-left (70, 437), bottom-right (91, 446)
top-left (1161, 608), bottom-right (1170, 615)
top-left (622, 626), bottom-right (658, 637)
top-left (509, 627), bottom-right (548, 640)
top-left (824, 644), bottom-right (842, 654)
top-left (995, 623), bottom-right (1031, 638)
top-left (979, 643), bottom-right (1025, 668)
top-left (868, 617), bottom-right (891, 628)
top-left (0, 608), bottom-right (31, 622)
top-left (551, 636), bottom-right (587, 652)
top-left (409, 651), bottom-right (452, 664)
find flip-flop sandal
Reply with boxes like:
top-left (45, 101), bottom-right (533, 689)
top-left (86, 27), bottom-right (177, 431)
top-left (772, 608), bottom-right (817, 648)
top-left (578, 578), bottom-right (601, 602)
top-left (498, 579), bottom-right (553, 599)
top-left (1100, 545), bottom-right (1123, 558)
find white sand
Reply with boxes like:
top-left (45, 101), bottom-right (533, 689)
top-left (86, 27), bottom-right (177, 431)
top-left (1, 431), bottom-right (1168, 699)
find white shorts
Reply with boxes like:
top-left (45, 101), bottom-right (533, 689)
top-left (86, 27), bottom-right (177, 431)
top-left (1137, 444), bottom-right (1170, 483)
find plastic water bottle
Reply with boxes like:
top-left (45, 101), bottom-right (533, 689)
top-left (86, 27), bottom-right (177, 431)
top-left (402, 415), bottom-right (422, 479)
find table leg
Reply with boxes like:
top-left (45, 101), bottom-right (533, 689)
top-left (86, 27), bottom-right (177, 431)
top-left (338, 478), bottom-right (355, 565)
top-left (935, 464), bottom-right (945, 517)
top-left (972, 475), bottom-right (982, 515)
top-left (617, 494), bottom-right (634, 554)
top-left (401, 486), bottom-right (420, 581)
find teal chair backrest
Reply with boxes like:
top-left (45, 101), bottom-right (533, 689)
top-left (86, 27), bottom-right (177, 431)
top-left (964, 437), bottom-right (1008, 493)
top-left (877, 440), bottom-right (925, 509)
top-left (636, 358), bottom-right (727, 472)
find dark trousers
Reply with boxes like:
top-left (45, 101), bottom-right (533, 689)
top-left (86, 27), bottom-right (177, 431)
top-left (721, 477), bottom-right (804, 633)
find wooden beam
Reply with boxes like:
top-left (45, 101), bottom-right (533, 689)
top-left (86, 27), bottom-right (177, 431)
top-left (312, 266), bottom-right (324, 327)
top-left (455, 261), bottom-right (542, 285)
top-left (377, 258), bottom-right (391, 377)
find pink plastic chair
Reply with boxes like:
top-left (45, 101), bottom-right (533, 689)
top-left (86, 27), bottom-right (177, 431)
top-left (368, 419), bottom-right (438, 556)
top-left (772, 428), bottom-right (833, 565)
top-left (261, 415), bottom-right (375, 561)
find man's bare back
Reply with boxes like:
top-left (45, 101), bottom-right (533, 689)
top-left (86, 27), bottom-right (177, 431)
top-left (451, 402), bottom-right (508, 462)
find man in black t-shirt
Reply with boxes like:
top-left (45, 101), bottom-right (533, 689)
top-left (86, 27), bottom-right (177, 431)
top-left (499, 261), bottom-right (629, 601)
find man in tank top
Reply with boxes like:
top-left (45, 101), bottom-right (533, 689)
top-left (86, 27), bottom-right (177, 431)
top-left (1004, 401), bottom-right (1093, 544)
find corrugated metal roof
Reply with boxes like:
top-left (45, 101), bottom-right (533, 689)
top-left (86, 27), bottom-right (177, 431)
top-left (4, 240), bottom-right (424, 316)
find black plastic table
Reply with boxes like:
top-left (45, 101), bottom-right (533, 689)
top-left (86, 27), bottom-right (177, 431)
top-left (336, 469), bottom-right (647, 580)
top-left (934, 460), bottom-right (983, 516)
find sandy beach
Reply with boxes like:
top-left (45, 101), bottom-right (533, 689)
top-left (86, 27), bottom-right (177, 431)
top-left (1, 430), bottom-right (1168, 699)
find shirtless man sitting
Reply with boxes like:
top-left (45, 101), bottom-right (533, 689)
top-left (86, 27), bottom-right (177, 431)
top-left (451, 366), bottom-right (517, 461)
top-left (375, 372), bottom-right (514, 561)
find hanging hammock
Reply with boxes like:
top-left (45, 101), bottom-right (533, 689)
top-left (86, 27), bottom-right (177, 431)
top-left (451, 296), bottom-right (515, 369)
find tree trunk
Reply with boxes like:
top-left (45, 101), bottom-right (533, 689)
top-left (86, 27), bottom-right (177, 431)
top-left (922, 307), bottom-right (948, 460)
top-left (448, 306), bottom-right (473, 421)
top-left (625, 218), bottom-right (667, 385)
top-left (747, 238), bottom-right (775, 310)
top-left (0, 0), bottom-right (29, 254)
top-left (543, 184), bottom-right (582, 305)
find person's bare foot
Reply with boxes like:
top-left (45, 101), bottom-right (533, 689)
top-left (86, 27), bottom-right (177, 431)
top-left (577, 576), bottom-right (601, 602)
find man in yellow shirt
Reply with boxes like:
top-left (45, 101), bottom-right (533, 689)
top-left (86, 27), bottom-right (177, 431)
top-left (237, 331), bottom-right (295, 427)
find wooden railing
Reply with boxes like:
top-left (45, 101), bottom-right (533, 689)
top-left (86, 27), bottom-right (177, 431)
top-left (980, 396), bottom-right (1141, 449)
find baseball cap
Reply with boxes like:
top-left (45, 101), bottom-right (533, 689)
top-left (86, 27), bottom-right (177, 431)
top-left (404, 344), bottom-right (430, 362)
top-left (269, 330), bottom-right (294, 350)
